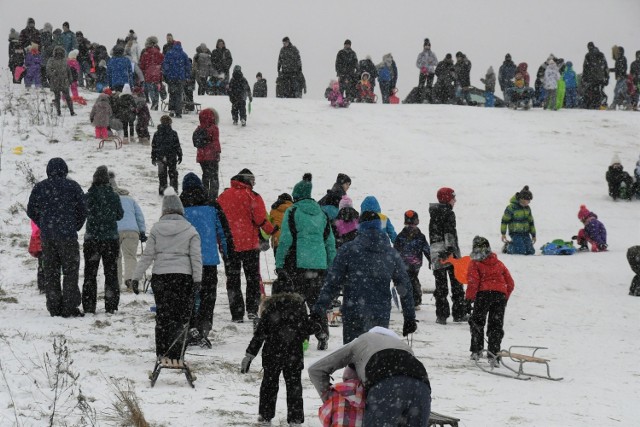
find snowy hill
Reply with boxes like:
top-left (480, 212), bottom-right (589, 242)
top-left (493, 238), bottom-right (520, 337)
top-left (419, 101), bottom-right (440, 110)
top-left (1, 85), bottom-right (640, 426)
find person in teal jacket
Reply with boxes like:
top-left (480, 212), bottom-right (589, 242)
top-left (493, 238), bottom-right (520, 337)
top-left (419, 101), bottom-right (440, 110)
top-left (276, 173), bottom-right (336, 350)
top-left (500, 186), bottom-right (536, 255)
top-left (360, 195), bottom-right (397, 243)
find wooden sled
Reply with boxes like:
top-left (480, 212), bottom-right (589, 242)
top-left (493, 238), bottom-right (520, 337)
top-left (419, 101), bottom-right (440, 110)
top-left (98, 134), bottom-right (122, 150)
top-left (149, 357), bottom-right (196, 388)
top-left (475, 347), bottom-right (562, 381)
top-left (428, 411), bottom-right (460, 426)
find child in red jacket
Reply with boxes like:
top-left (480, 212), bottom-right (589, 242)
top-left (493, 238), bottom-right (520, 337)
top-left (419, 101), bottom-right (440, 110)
top-left (466, 236), bottom-right (514, 366)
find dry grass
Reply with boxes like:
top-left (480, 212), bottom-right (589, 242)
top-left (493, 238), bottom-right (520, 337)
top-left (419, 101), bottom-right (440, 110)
top-left (105, 377), bottom-right (150, 427)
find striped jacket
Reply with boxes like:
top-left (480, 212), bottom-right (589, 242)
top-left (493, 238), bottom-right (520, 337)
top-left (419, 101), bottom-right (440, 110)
top-left (500, 195), bottom-right (536, 237)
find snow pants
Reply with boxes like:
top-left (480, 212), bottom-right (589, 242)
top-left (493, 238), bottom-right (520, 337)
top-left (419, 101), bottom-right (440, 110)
top-left (290, 269), bottom-right (328, 341)
top-left (199, 161), bottom-right (219, 199)
top-left (151, 273), bottom-right (194, 359)
top-left (190, 265), bottom-right (218, 336)
top-left (407, 267), bottom-right (423, 306)
top-left (433, 265), bottom-right (468, 320)
top-left (42, 239), bottom-right (81, 317)
top-left (506, 233), bottom-right (535, 255)
top-left (364, 376), bottom-right (431, 427)
top-left (82, 239), bottom-right (120, 313)
top-left (469, 290), bottom-right (507, 356)
top-left (231, 100), bottom-right (247, 122)
top-left (225, 249), bottom-right (260, 321)
top-left (259, 365), bottom-right (304, 424)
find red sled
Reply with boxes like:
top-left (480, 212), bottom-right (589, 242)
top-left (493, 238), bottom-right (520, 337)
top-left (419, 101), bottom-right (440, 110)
top-left (389, 88), bottom-right (400, 104)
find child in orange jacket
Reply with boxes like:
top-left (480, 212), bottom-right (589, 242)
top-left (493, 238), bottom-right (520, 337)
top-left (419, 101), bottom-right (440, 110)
top-left (466, 236), bottom-right (514, 366)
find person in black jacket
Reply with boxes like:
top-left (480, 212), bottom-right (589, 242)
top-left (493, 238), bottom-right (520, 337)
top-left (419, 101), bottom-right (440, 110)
top-left (151, 115), bottom-right (182, 194)
top-left (429, 187), bottom-right (468, 324)
top-left (454, 51), bottom-right (472, 105)
top-left (358, 56), bottom-right (378, 92)
top-left (114, 84), bottom-right (137, 143)
top-left (335, 40), bottom-right (358, 101)
top-left (582, 42), bottom-right (609, 109)
top-left (606, 155), bottom-right (634, 200)
top-left (318, 173), bottom-right (351, 221)
top-left (211, 39), bottom-right (233, 94)
top-left (240, 277), bottom-right (316, 426)
top-left (433, 54), bottom-right (455, 104)
top-left (253, 72), bottom-right (267, 97)
top-left (609, 45), bottom-right (628, 110)
top-left (228, 65), bottom-right (252, 126)
top-left (277, 37), bottom-right (302, 98)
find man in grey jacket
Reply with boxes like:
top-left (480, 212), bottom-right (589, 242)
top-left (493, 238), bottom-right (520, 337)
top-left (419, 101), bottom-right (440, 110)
top-left (308, 327), bottom-right (431, 426)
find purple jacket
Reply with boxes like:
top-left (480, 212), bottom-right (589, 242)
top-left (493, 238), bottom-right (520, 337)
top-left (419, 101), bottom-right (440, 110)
top-left (584, 215), bottom-right (607, 246)
top-left (24, 52), bottom-right (41, 81)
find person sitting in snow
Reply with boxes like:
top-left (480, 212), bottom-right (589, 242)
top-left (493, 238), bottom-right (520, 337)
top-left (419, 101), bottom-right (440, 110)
top-left (606, 154), bottom-right (634, 201)
top-left (573, 205), bottom-right (607, 252)
top-left (467, 236), bottom-right (514, 367)
top-left (355, 71), bottom-right (376, 103)
top-left (325, 80), bottom-right (349, 108)
top-left (500, 186), bottom-right (536, 255)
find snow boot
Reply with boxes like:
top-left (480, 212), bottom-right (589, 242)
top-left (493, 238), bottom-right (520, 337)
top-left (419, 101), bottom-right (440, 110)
top-left (241, 119), bottom-right (246, 127)
top-left (436, 317), bottom-right (447, 325)
top-left (470, 351), bottom-right (482, 361)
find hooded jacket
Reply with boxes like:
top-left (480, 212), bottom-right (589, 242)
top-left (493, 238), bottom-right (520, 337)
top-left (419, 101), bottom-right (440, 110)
top-left (151, 124), bottom-right (182, 163)
top-left (106, 46), bottom-right (133, 88)
top-left (27, 158), bottom-right (86, 241)
top-left (269, 198), bottom-right (294, 248)
top-left (360, 196), bottom-right (397, 243)
top-left (217, 178), bottom-right (274, 252)
top-left (428, 202), bottom-right (460, 270)
top-left (466, 252), bottom-right (514, 301)
top-left (162, 43), bottom-right (191, 81)
top-left (195, 108), bottom-right (221, 163)
top-left (563, 62), bottom-right (578, 88)
top-left (84, 183), bottom-right (123, 241)
top-left (115, 189), bottom-right (146, 234)
top-left (139, 45), bottom-right (164, 83)
top-left (228, 69), bottom-right (251, 103)
top-left (211, 39), bottom-right (233, 75)
top-left (582, 214), bottom-right (607, 247)
top-left (394, 226), bottom-right (431, 270)
top-left (500, 195), bottom-right (536, 237)
top-left (46, 46), bottom-right (72, 92)
top-left (132, 213), bottom-right (202, 282)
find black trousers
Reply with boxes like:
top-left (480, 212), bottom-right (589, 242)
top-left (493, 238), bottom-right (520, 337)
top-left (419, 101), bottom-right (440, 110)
top-left (197, 77), bottom-right (208, 95)
top-left (167, 80), bottom-right (184, 114)
top-left (259, 365), bottom-right (304, 424)
top-left (200, 161), bottom-right (219, 199)
top-left (291, 268), bottom-right (328, 339)
top-left (433, 266), bottom-right (467, 320)
top-left (82, 239), bottom-right (120, 313)
top-left (407, 267), bottom-right (423, 306)
top-left (151, 274), bottom-right (194, 359)
top-left (191, 265), bottom-right (218, 336)
top-left (279, 72), bottom-right (298, 98)
top-left (157, 159), bottom-right (178, 193)
top-left (225, 250), bottom-right (260, 320)
top-left (469, 291), bottom-right (507, 355)
top-left (231, 100), bottom-right (247, 122)
top-left (53, 89), bottom-right (74, 115)
top-left (121, 119), bottom-right (134, 138)
top-left (418, 72), bottom-right (435, 89)
top-left (42, 240), bottom-right (81, 316)
top-left (37, 255), bottom-right (45, 292)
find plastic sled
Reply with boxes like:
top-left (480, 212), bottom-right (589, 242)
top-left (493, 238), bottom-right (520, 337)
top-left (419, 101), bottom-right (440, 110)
top-left (540, 239), bottom-right (576, 255)
top-left (441, 255), bottom-right (471, 284)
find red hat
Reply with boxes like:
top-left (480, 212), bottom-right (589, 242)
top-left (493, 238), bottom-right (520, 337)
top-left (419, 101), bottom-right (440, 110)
top-left (437, 187), bottom-right (456, 204)
top-left (102, 87), bottom-right (113, 96)
top-left (578, 205), bottom-right (591, 221)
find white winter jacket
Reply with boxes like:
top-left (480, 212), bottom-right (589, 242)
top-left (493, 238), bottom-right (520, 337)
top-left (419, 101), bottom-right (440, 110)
top-left (416, 49), bottom-right (438, 73)
top-left (132, 214), bottom-right (202, 282)
top-left (543, 62), bottom-right (561, 90)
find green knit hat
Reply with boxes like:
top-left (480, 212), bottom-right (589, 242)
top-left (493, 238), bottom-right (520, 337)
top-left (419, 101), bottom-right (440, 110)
top-left (292, 173), bottom-right (312, 201)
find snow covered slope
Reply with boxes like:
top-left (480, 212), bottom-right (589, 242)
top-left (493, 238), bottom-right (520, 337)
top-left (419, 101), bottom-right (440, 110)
top-left (0, 86), bottom-right (639, 426)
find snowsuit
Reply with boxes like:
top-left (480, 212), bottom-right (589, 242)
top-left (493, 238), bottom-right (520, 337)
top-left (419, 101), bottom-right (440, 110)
top-left (24, 49), bottom-right (42, 87)
top-left (429, 202), bottom-right (467, 321)
top-left (313, 224), bottom-right (416, 344)
top-left (132, 213), bottom-right (202, 359)
top-left (27, 158), bottom-right (86, 317)
top-left (217, 176), bottom-right (275, 320)
top-left (246, 292), bottom-right (315, 424)
top-left (577, 214), bottom-right (607, 252)
top-left (151, 123), bottom-right (182, 193)
top-left (500, 195), bottom-right (536, 255)
top-left (228, 69), bottom-right (252, 123)
top-left (82, 181), bottom-right (124, 314)
top-left (394, 226), bottom-right (431, 307)
top-left (563, 62), bottom-right (578, 108)
top-left (90, 93), bottom-right (112, 138)
top-left (606, 164), bottom-right (634, 200)
top-left (195, 108), bottom-right (222, 198)
top-left (466, 252), bottom-right (514, 357)
top-left (181, 174), bottom-right (229, 338)
top-left (114, 93), bottom-right (137, 138)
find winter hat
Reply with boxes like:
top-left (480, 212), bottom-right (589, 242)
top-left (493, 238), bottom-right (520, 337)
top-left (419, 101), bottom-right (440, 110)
top-left (272, 270), bottom-right (295, 294)
top-left (437, 187), bottom-right (456, 204)
top-left (160, 115), bottom-right (172, 126)
top-left (577, 205), bottom-right (593, 222)
top-left (182, 172), bottom-right (204, 192)
top-left (344, 39), bottom-right (352, 46)
top-left (27, 17), bottom-right (35, 25)
top-left (43, 23), bottom-right (53, 33)
top-left (292, 173), bottom-right (313, 201)
top-left (360, 196), bottom-right (381, 214)
top-left (423, 38), bottom-right (431, 47)
top-left (404, 210), bottom-right (419, 225)
top-left (359, 211), bottom-right (382, 230)
top-left (339, 195), bottom-right (353, 210)
top-left (336, 173), bottom-right (351, 186)
top-left (470, 236), bottom-right (491, 261)
top-left (145, 36), bottom-right (158, 47)
top-left (282, 36), bottom-right (290, 43)
top-left (68, 49), bottom-right (78, 59)
top-left (256, 72), bottom-right (262, 78)
top-left (121, 83), bottom-right (132, 95)
top-left (566, 61), bottom-right (573, 67)
top-left (233, 168), bottom-right (255, 186)
top-left (516, 185), bottom-right (533, 201)
top-left (102, 87), bottom-right (113, 96)
top-left (276, 193), bottom-right (293, 204)
top-left (445, 53), bottom-right (452, 61)
top-left (505, 53), bottom-right (512, 61)
top-left (610, 153), bottom-right (622, 166)
top-left (9, 28), bottom-right (19, 40)
top-left (162, 187), bottom-right (184, 216)
top-left (92, 165), bottom-right (110, 185)
top-left (62, 21), bottom-right (70, 28)
top-left (233, 65), bottom-right (241, 72)
top-left (456, 51), bottom-right (463, 59)
top-left (487, 66), bottom-right (495, 75)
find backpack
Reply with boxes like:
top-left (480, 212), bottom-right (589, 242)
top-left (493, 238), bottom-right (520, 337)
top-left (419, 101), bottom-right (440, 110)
top-left (192, 127), bottom-right (209, 148)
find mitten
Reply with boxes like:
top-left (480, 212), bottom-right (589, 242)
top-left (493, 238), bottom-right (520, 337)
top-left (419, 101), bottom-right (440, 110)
top-left (131, 280), bottom-right (139, 295)
top-left (402, 318), bottom-right (417, 336)
top-left (240, 353), bottom-right (255, 373)
top-left (139, 232), bottom-right (148, 242)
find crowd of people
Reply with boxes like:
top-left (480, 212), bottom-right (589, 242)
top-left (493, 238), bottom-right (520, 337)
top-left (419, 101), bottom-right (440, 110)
top-left (14, 17), bottom-right (635, 427)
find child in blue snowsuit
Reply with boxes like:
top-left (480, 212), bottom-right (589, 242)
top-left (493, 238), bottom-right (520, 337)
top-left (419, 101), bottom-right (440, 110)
top-left (360, 195), bottom-right (397, 243)
top-left (393, 210), bottom-right (431, 308)
top-left (563, 61), bottom-right (578, 108)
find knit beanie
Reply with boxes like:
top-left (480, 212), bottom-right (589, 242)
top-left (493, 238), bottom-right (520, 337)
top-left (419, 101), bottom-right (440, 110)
top-left (336, 173), bottom-right (351, 186)
top-left (233, 168), bottom-right (255, 186)
top-left (182, 172), bottom-right (204, 192)
top-left (160, 115), bottom-right (172, 126)
top-left (92, 165), bottom-right (110, 185)
top-left (577, 205), bottom-right (592, 222)
top-left (339, 195), bottom-right (353, 210)
top-left (292, 173), bottom-right (312, 201)
top-left (404, 210), bottom-right (419, 225)
top-left (471, 236), bottom-right (491, 261)
top-left (611, 153), bottom-right (622, 166)
top-left (162, 187), bottom-right (184, 216)
top-left (358, 211), bottom-right (382, 230)
top-left (516, 185), bottom-right (533, 201)
top-left (436, 187), bottom-right (456, 204)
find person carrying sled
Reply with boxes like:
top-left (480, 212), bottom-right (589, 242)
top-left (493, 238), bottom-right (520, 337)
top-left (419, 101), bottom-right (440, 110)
top-left (240, 275), bottom-right (317, 426)
top-left (574, 205), bottom-right (607, 252)
top-left (606, 154), bottom-right (634, 200)
top-left (466, 236), bottom-right (515, 367)
top-left (394, 210), bottom-right (431, 311)
top-left (500, 186), bottom-right (536, 255)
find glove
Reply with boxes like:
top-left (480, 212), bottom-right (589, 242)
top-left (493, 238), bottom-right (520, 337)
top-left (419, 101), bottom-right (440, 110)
top-left (131, 280), bottom-right (139, 295)
top-left (532, 236), bottom-right (537, 244)
top-left (571, 235), bottom-right (578, 240)
top-left (139, 232), bottom-right (147, 242)
top-left (151, 159), bottom-right (157, 166)
top-left (193, 281), bottom-right (202, 295)
top-left (240, 353), bottom-right (255, 373)
top-left (177, 157), bottom-right (182, 165)
top-left (403, 318), bottom-right (417, 336)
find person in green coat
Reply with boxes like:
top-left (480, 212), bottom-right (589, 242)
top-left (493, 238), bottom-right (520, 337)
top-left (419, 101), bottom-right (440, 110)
top-left (275, 173), bottom-right (336, 350)
top-left (82, 165), bottom-right (124, 314)
top-left (500, 185), bottom-right (536, 255)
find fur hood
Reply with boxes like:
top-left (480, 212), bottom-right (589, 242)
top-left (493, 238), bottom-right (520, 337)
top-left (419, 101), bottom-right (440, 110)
top-left (260, 291), bottom-right (305, 312)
